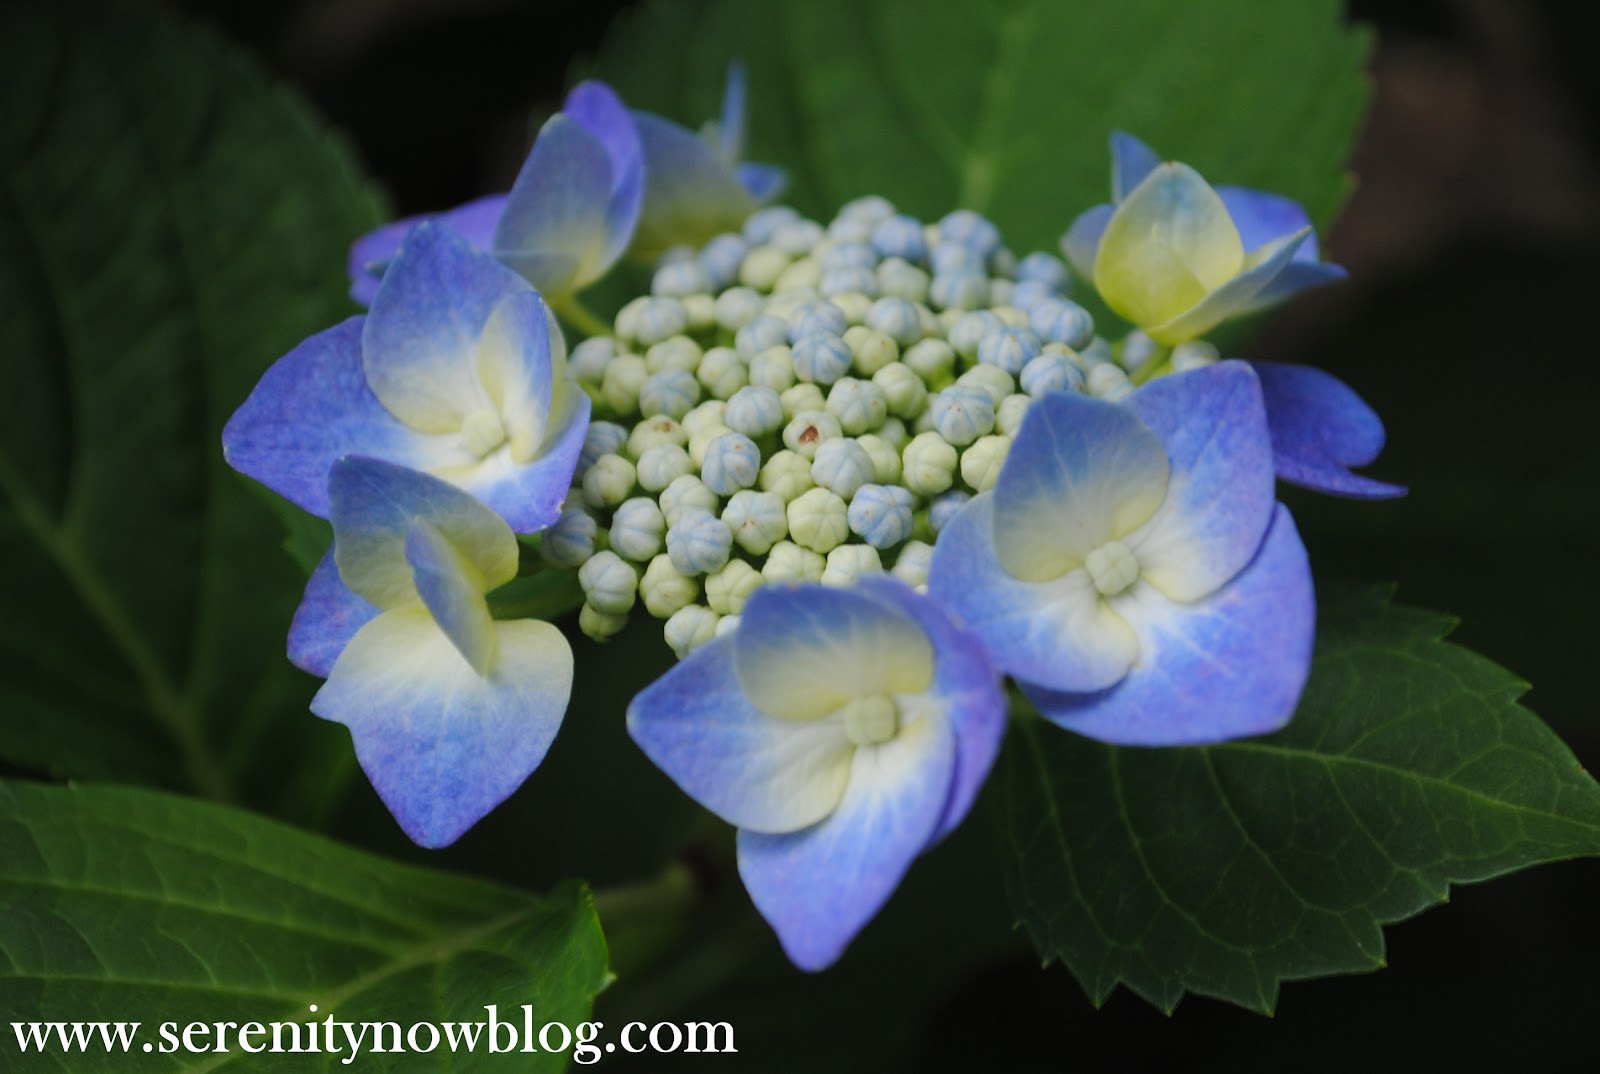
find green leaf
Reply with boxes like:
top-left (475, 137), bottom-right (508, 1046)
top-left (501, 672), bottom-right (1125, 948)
top-left (0, 780), bottom-right (610, 1072)
top-left (0, 2), bottom-right (383, 808)
top-left (997, 586), bottom-right (1600, 1013)
top-left (590, 0), bottom-right (1369, 254)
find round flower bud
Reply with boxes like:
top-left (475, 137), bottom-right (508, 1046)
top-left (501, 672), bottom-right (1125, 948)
top-left (792, 332), bottom-right (854, 385)
top-left (890, 539), bottom-right (934, 589)
top-left (745, 205), bottom-right (802, 243)
top-left (687, 423), bottom-right (734, 468)
top-left (938, 208), bottom-right (1002, 256)
top-left (929, 241), bottom-right (982, 277)
top-left (715, 614), bottom-right (741, 637)
top-left (902, 338), bottom-right (956, 387)
top-left (759, 449), bottom-right (815, 502)
top-left (1087, 362), bottom-right (1133, 401)
top-left (653, 258), bottom-right (711, 297)
top-left (626, 415), bottom-right (686, 459)
top-left (977, 326), bottom-right (1042, 375)
top-left (929, 271), bottom-right (989, 311)
top-left (1029, 299), bottom-right (1095, 348)
top-left (875, 257), bottom-right (930, 304)
top-left (772, 218), bottom-right (825, 256)
top-left (811, 437), bottom-right (875, 499)
top-left (681, 293), bottom-right (713, 332)
top-left (855, 433), bottom-right (902, 485)
top-left (739, 245), bottom-right (792, 290)
top-left (1119, 329), bottom-right (1162, 374)
top-left (902, 432), bottom-right (959, 495)
top-left (947, 310), bottom-right (1002, 358)
top-left (644, 335), bottom-right (703, 375)
top-left (600, 354), bottom-right (648, 416)
top-left (877, 416), bottom-right (910, 451)
top-left (666, 509), bottom-right (734, 576)
top-left (781, 409), bottom-right (843, 460)
top-left (773, 257), bottom-right (822, 294)
top-left (681, 400), bottom-right (729, 436)
top-left (960, 434), bottom-right (1011, 491)
top-left (819, 266), bottom-right (878, 298)
top-left (1081, 336), bottom-right (1115, 365)
top-left (579, 550), bottom-right (638, 615)
top-left (641, 553), bottom-right (699, 618)
top-left (820, 241), bottom-right (877, 271)
top-left (870, 361), bottom-right (927, 421)
top-left (780, 383), bottom-right (828, 420)
top-left (843, 326), bottom-right (899, 375)
top-left (1020, 353), bottom-right (1084, 398)
top-left (1008, 278), bottom-right (1058, 312)
top-left (912, 407), bottom-right (938, 436)
top-left (865, 296), bottom-right (925, 345)
top-left (609, 497), bottom-right (666, 562)
top-left (787, 299), bottom-right (849, 343)
top-left (870, 214), bottom-right (927, 261)
top-left (747, 345), bottom-right (796, 392)
top-left (826, 378), bottom-right (888, 434)
top-left (697, 346), bottom-right (747, 400)
top-left (761, 540), bottom-right (826, 584)
top-left (540, 507), bottom-right (598, 568)
top-left (638, 368), bottom-right (701, 420)
top-left (763, 289), bottom-right (816, 322)
top-left (837, 194), bottom-right (896, 225)
top-left (713, 286), bottom-right (764, 332)
top-left (931, 386), bottom-right (997, 447)
top-left (996, 393), bottom-right (1032, 436)
top-left (722, 489), bottom-right (789, 554)
top-left (636, 442), bottom-right (694, 492)
top-left (701, 432), bottom-right (762, 495)
top-left (579, 602), bottom-right (629, 642)
top-left (698, 233), bottom-right (749, 289)
top-left (582, 453), bottom-right (636, 509)
top-left (828, 291), bottom-right (874, 325)
top-left (632, 297), bottom-right (690, 346)
top-left (736, 315), bottom-right (790, 361)
top-left (956, 365), bottom-right (1016, 407)
top-left (578, 420), bottom-right (628, 476)
top-left (706, 559), bottom-right (764, 615)
top-left (724, 385), bottom-right (785, 438)
top-left (1016, 251), bottom-right (1069, 288)
top-left (929, 490), bottom-right (972, 534)
top-left (659, 474), bottom-right (719, 527)
top-left (847, 483), bottom-right (914, 548)
top-left (786, 487), bottom-right (850, 553)
top-left (570, 337), bottom-right (616, 385)
top-left (1171, 340), bottom-right (1220, 372)
top-left (664, 604), bottom-right (720, 658)
top-left (822, 544), bottom-right (884, 588)
top-left (992, 304), bottom-right (1030, 329)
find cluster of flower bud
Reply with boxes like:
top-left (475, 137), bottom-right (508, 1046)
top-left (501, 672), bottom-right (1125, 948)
top-left (547, 196), bottom-right (1219, 656)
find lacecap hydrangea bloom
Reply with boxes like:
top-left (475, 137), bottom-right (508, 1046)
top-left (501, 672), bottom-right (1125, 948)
top-left (226, 222), bottom-right (590, 533)
top-left (289, 457), bottom-right (573, 848)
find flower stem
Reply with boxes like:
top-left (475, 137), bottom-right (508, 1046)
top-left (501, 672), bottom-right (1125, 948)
top-left (551, 296), bottom-right (614, 340)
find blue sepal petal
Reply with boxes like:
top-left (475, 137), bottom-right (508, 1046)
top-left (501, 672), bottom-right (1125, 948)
top-left (736, 708), bottom-right (956, 971)
top-left (493, 114), bottom-right (615, 297)
top-left (630, 112), bottom-right (758, 259)
top-left (287, 547), bottom-right (380, 678)
top-left (1061, 203), bottom-right (1112, 281)
top-left (1025, 504), bottom-right (1314, 745)
top-left (1110, 130), bottom-right (1162, 201)
top-left (736, 162), bottom-right (788, 204)
top-left (718, 60), bottom-right (747, 164)
top-left (1250, 360), bottom-right (1407, 499)
top-left (347, 195), bottom-right (508, 306)
top-left (562, 81), bottom-right (645, 273)
top-left (1216, 185), bottom-right (1319, 259)
top-left (461, 387), bottom-right (592, 533)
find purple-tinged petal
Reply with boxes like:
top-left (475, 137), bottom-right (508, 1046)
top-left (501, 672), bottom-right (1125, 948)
top-left (406, 519), bottom-right (497, 675)
top-left (347, 195), bottom-right (508, 307)
top-left (991, 390), bottom-right (1169, 581)
top-left (736, 706), bottom-right (956, 971)
top-left (363, 223), bottom-right (529, 432)
top-left (1250, 360), bottom-right (1406, 499)
top-left (493, 114), bottom-right (614, 295)
top-left (736, 162), bottom-right (788, 204)
top-left (328, 457), bottom-right (519, 611)
top-left (1061, 203), bottom-right (1112, 281)
top-left (287, 547), bottom-right (379, 678)
top-left (856, 577), bottom-right (1005, 843)
top-left (630, 111), bottom-right (758, 260)
top-left (455, 385), bottom-right (589, 533)
top-left (1238, 259), bottom-right (1348, 314)
top-left (563, 81), bottom-right (645, 273)
top-left (1123, 361), bottom-right (1276, 601)
top-left (928, 495), bottom-right (1139, 693)
top-left (628, 634), bottom-right (856, 834)
top-left (314, 609), bottom-right (572, 847)
top-left (1026, 504), bottom-right (1313, 745)
top-left (1144, 227), bottom-right (1309, 345)
top-left (1110, 131), bottom-right (1162, 201)
top-left (1217, 185), bottom-right (1319, 259)
top-left (222, 318), bottom-right (444, 518)
top-left (734, 583), bottom-right (934, 723)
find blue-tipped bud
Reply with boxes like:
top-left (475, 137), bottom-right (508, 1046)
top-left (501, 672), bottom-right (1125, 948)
top-left (701, 432), bottom-right (762, 495)
top-left (847, 483), bottom-right (915, 548)
top-left (792, 333), bottom-right (854, 385)
top-left (976, 327), bottom-right (1043, 375)
top-left (871, 214), bottom-right (928, 262)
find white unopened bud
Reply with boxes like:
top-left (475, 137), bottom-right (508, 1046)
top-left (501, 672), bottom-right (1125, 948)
top-left (890, 540), bottom-right (935, 589)
top-left (1087, 362), bottom-right (1133, 401)
top-left (681, 400), bottom-right (729, 437)
top-left (644, 335), bottom-right (702, 374)
top-left (579, 602), bottom-right (629, 641)
top-left (697, 346), bottom-right (747, 400)
top-left (847, 483), bottom-right (915, 548)
top-left (540, 507), bottom-right (598, 568)
top-left (792, 333), bottom-right (854, 385)
top-left (639, 369), bottom-right (701, 420)
top-left (664, 604), bottom-right (720, 657)
top-left (876, 416), bottom-right (910, 451)
top-left (762, 540), bottom-right (826, 584)
top-left (865, 296), bottom-right (925, 345)
top-left (706, 559), bottom-right (764, 615)
top-left (996, 393), bottom-right (1032, 436)
top-left (855, 434), bottom-right (902, 485)
top-left (960, 434), bottom-right (1011, 492)
top-left (748, 345), bottom-right (797, 392)
top-left (609, 497), bottom-right (666, 562)
top-left (582, 453), bottom-right (636, 509)
top-left (626, 415), bottom-right (686, 459)
top-left (714, 286), bottom-right (764, 332)
top-left (759, 450), bottom-right (815, 503)
top-left (902, 338), bottom-right (956, 388)
top-left (773, 256), bottom-right (822, 293)
top-left (600, 354), bottom-right (648, 416)
top-left (570, 337), bottom-right (616, 385)
top-left (931, 386), bottom-right (997, 447)
top-left (822, 544), bottom-right (883, 587)
top-left (722, 489), bottom-right (789, 554)
top-left (701, 432), bottom-right (762, 495)
top-left (780, 383), bottom-right (827, 420)
top-left (903, 432), bottom-right (959, 495)
top-left (781, 409), bottom-right (843, 460)
top-left (724, 385), bottom-right (785, 438)
top-left (811, 438), bottom-right (876, 499)
top-left (872, 362), bottom-right (927, 420)
top-left (641, 554), bottom-right (698, 618)
top-left (843, 326), bottom-right (899, 375)
top-left (636, 443), bottom-right (694, 492)
top-left (787, 487), bottom-right (850, 553)
top-left (579, 550), bottom-right (638, 615)
top-left (1171, 340), bottom-right (1220, 372)
top-left (739, 245), bottom-right (792, 290)
top-left (666, 509), bottom-right (734, 576)
top-left (956, 365), bottom-right (1015, 407)
top-left (659, 474), bottom-right (719, 527)
top-left (826, 378), bottom-right (889, 434)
